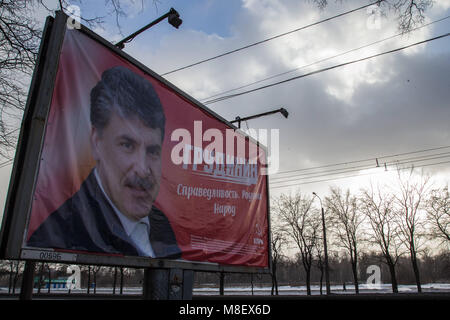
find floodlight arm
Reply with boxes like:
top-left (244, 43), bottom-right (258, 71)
top-left (230, 108), bottom-right (288, 129)
top-left (115, 8), bottom-right (182, 49)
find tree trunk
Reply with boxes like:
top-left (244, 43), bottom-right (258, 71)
top-left (386, 259), bottom-right (398, 293)
top-left (410, 249), bottom-right (422, 293)
top-left (37, 263), bottom-right (45, 294)
top-left (305, 267), bottom-right (311, 296)
top-left (13, 262), bottom-right (20, 294)
top-left (113, 267), bottom-right (117, 294)
top-left (274, 276), bottom-right (279, 295)
top-left (87, 266), bottom-right (91, 294)
top-left (8, 262), bottom-right (13, 294)
top-left (271, 262), bottom-right (278, 296)
top-left (47, 266), bottom-right (51, 293)
top-left (93, 271), bottom-right (97, 294)
top-left (319, 267), bottom-right (324, 295)
top-left (120, 267), bottom-right (124, 294)
top-left (351, 259), bottom-right (359, 294)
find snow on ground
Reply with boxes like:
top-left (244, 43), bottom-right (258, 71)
top-left (192, 283), bottom-right (450, 295)
top-left (1, 283), bottom-right (449, 296)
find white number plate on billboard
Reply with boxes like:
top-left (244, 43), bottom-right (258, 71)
top-left (21, 249), bottom-right (77, 262)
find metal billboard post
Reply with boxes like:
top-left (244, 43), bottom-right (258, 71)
top-left (1, 11), bottom-right (67, 301)
top-left (19, 261), bottom-right (36, 300)
top-left (0, 11), bottom-right (67, 260)
top-left (143, 268), bottom-right (193, 300)
top-left (219, 271), bottom-right (225, 295)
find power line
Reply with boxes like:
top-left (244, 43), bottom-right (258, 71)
top-left (0, 129), bottom-right (20, 169)
top-left (2, 128), bottom-right (19, 137)
top-left (271, 145), bottom-right (450, 178)
top-left (270, 153), bottom-right (450, 185)
top-left (270, 159), bottom-right (450, 189)
top-left (203, 32), bottom-right (450, 104)
top-left (200, 15), bottom-right (450, 102)
top-left (270, 152), bottom-right (450, 183)
top-left (161, 1), bottom-right (379, 76)
top-left (0, 159), bottom-right (13, 169)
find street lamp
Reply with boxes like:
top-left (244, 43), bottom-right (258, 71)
top-left (312, 192), bottom-right (331, 295)
top-left (230, 107), bottom-right (289, 129)
top-left (115, 8), bottom-right (182, 49)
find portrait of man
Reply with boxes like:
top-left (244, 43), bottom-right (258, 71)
top-left (27, 66), bottom-right (181, 259)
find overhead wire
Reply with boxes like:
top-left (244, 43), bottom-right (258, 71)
top-left (272, 145), bottom-right (450, 177)
top-left (2, 128), bottom-right (19, 137)
top-left (270, 152), bottom-right (450, 185)
top-left (161, 1), bottom-right (380, 76)
top-left (0, 159), bottom-right (13, 169)
top-left (270, 160), bottom-right (450, 189)
top-left (203, 32), bottom-right (450, 104)
top-left (200, 15), bottom-right (450, 102)
top-left (0, 128), bottom-right (20, 168)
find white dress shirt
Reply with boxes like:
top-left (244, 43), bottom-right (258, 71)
top-left (94, 168), bottom-right (155, 257)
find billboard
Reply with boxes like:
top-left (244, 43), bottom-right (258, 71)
top-left (0, 12), bottom-right (270, 272)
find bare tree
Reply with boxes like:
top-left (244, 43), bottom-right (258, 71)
top-left (91, 265), bottom-right (103, 294)
top-left (312, 0), bottom-right (434, 32)
top-left (274, 193), bottom-right (321, 295)
top-left (426, 186), bottom-right (450, 244)
top-left (0, 0), bottom-right (156, 159)
top-left (360, 184), bottom-right (403, 293)
top-left (326, 187), bottom-right (365, 294)
top-left (8, 260), bottom-right (25, 294)
top-left (35, 262), bottom-right (47, 294)
top-left (390, 0), bottom-right (433, 32)
top-left (0, 1), bottom-right (41, 158)
top-left (393, 168), bottom-right (431, 293)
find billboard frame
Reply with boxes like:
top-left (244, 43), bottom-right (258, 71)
top-left (0, 11), bottom-right (272, 274)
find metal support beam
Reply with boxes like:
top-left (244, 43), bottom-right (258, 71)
top-left (19, 261), bottom-right (36, 300)
top-left (230, 108), bottom-right (288, 128)
top-left (143, 268), bottom-right (193, 300)
top-left (219, 272), bottom-right (225, 295)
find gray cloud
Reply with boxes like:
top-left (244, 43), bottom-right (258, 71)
top-left (1, 0), bottom-right (449, 217)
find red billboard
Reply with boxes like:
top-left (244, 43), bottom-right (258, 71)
top-left (22, 25), bottom-right (269, 268)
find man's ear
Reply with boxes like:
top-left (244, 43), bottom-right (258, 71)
top-left (90, 126), bottom-right (101, 162)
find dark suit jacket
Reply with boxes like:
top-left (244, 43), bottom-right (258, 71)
top-left (27, 170), bottom-right (181, 259)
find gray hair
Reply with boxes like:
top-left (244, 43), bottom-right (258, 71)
top-left (90, 66), bottom-right (165, 139)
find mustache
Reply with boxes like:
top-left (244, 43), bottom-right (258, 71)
top-left (125, 176), bottom-right (154, 191)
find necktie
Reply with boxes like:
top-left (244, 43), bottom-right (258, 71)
top-left (130, 222), bottom-right (154, 257)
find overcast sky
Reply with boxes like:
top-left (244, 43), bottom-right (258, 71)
top-left (1, 0), bottom-right (449, 217)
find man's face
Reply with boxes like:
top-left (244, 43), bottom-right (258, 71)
top-left (91, 111), bottom-right (163, 221)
